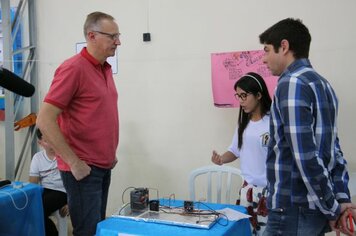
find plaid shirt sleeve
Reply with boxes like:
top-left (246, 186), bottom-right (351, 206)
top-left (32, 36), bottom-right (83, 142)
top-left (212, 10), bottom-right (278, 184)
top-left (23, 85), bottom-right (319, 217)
top-left (331, 137), bottom-right (350, 202)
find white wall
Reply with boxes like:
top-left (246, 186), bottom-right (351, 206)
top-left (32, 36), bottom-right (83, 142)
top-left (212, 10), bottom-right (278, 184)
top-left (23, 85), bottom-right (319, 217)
top-left (32, 0), bottom-right (356, 215)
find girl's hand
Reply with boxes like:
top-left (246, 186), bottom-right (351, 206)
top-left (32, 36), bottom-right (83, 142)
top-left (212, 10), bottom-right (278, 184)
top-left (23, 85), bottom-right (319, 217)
top-left (211, 150), bottom-right (223, 165)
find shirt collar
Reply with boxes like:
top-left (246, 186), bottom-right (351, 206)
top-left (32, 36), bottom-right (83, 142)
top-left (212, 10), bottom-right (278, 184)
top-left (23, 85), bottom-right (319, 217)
top-left (80, 47), bottom-right (111, 69)
top-left (281, 58), bottom-right (312, 78)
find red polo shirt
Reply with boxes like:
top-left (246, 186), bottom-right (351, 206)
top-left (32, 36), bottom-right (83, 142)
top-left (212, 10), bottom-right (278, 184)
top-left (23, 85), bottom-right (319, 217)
top-left (44, 48), bottom-right (119, 170)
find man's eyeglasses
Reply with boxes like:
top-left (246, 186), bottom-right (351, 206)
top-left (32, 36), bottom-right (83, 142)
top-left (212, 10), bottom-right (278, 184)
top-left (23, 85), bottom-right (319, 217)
top-left (93, 31), bottom-right (121, 41)
top-left (234, 92), bottom-right (251, 101)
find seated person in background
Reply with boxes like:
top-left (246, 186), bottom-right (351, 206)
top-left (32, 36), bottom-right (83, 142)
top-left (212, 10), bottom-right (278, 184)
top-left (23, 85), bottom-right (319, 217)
top-left (29, 128), bottom-right (68, 236)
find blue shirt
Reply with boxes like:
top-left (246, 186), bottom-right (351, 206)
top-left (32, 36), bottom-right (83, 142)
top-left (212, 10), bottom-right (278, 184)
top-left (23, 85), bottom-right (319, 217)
top-left (267, 58), bottom-right (350, 220)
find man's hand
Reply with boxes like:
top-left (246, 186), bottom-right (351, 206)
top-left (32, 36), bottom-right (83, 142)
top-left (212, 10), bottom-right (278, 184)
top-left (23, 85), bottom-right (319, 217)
top-left (338, 206), bottom-right (356, 236)
top-left (330, 203), bottom-right (356, 236)
top-left (70, 159), bottom-right (91, 181)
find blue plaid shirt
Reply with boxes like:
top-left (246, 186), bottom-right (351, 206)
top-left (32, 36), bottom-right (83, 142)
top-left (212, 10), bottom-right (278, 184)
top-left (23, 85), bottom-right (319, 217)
top-left (267, 58), bottom-right (350, 220)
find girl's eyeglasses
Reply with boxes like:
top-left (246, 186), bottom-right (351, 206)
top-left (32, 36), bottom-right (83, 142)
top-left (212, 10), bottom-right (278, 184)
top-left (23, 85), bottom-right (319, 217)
top-left (234, 92), bottom-right (251, 101)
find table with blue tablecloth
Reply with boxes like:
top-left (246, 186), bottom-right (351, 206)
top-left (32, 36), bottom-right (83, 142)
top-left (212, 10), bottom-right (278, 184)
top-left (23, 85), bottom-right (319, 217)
top-left (0, 182), bottom-right (45, 236)
top-left (96, 199), bottom-right (251, 236)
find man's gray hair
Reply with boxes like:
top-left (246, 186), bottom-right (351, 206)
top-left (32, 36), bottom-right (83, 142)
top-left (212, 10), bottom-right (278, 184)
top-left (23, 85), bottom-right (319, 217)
top-left (83, 11), bottom-right (115, 38)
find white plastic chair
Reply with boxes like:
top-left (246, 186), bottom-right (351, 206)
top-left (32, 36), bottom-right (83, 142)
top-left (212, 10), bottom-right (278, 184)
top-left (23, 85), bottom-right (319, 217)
top-left (51, 210), bottom-right (68, 236)
top-left (189, 165), bottom-right (244, 204)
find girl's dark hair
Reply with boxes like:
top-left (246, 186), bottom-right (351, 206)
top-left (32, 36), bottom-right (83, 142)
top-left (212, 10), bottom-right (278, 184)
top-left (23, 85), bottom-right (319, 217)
top-left (233, 72), bottom-right (271, 149)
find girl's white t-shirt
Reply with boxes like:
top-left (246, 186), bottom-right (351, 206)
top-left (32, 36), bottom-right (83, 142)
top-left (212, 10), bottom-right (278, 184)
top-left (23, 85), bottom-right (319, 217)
top-left (228, 115), bottom-right (270, 187)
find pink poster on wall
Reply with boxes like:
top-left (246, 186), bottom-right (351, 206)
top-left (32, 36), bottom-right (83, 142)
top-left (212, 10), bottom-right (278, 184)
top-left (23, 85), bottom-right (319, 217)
top-left (211, 50), bottom-right (278, 108)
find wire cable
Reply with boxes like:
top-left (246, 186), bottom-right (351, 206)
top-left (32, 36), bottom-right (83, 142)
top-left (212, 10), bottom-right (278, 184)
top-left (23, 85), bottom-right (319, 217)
top-left (0, 184), bottom-right (29, 210)
top-left (121, 186), bottom-right (136, 204)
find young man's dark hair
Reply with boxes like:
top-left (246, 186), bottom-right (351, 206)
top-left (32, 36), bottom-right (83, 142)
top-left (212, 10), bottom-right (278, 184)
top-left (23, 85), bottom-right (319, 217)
top-left (259, 18), bottom-right (311, 59)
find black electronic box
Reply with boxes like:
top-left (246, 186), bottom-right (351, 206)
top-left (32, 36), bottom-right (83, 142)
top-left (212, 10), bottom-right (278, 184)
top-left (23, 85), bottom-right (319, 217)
top-left (130, 188), bottom-right (149, 211)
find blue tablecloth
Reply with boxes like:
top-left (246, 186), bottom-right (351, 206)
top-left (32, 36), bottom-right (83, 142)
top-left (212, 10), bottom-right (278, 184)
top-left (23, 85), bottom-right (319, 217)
top-left (96, 199), bottom-right (251, 236)
top-left (0, 182), bottom-right (45, 236)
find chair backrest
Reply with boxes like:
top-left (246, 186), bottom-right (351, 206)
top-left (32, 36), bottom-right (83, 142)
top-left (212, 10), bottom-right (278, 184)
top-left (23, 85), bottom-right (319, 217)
top-left (348, 172), bottom-right (356, 201)
top-left (189, 165), bottom-right (244, 204)
top-left (51, 210), bottom-right (68, 236)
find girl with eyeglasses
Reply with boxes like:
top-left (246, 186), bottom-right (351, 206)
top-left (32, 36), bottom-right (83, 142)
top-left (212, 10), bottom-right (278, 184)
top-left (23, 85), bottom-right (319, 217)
top-left (211, 72), bottom-right (272, 235)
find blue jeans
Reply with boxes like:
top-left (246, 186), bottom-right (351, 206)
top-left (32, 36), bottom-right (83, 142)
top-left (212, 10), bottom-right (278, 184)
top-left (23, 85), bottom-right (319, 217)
top-left (263, 207), bottom-right (331, 236)
top-left (60, 165), bottom-right (111, 236)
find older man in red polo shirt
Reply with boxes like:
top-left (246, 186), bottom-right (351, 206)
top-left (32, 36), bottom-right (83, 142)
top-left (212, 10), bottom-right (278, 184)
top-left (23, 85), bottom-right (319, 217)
top-left (37, 11), bottom-right (121, 236)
